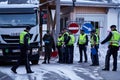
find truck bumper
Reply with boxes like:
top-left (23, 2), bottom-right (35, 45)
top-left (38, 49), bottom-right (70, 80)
top-left (0, 54), bottom-right (40, 62)
top-left (0, 42), bottom-right (40, 62)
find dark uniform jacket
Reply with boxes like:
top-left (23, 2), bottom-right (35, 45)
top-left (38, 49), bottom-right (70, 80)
top-left (101, 30), bottom-right (119, 50)
top-left (43, 34), bottom-right (55, 51)
top-left (101, 32), bottom-right (112, 44)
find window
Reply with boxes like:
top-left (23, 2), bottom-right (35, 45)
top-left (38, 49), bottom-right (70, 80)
top-left (91, 21), bottom-right (99, 35)
top-left (0, 13), bottom-right (37, 27)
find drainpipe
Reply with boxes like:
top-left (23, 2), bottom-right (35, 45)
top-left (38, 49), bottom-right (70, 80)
top-left (118, 11), bottom-right (120, 32)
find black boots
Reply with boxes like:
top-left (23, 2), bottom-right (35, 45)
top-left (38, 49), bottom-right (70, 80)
top-left (102, 68), bottom-right (109, 71)
top-left (27, 71), bottom-right (34, 73)
top-left (11, 68), bottom-right (17, 74)
top-left (42, 60), bottom-right (50, 64)
top-left (102, 68), bottom-right (117, 71)
top-left (42, 61), bottom-right (46, 64)
top-left (11, 67), bottom-right (34, 74)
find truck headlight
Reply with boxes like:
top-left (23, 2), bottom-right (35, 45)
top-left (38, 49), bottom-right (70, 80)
top-left (0, 49), bottom-right (3, 56)
top-left (32, 48), bottom-right (38, 55)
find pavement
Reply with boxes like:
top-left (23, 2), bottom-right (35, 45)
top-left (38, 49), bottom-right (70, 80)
top-left (0, 71), bottom-right (13, 80)
top-left (0, 44), bottom-right (120, 80)
top-left (0, 61), bottom-right (120, 80)
top-left (98, 60), bottom-right (120, 80)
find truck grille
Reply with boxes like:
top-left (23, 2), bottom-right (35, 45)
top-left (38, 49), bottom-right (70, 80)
top-left (1, 34), bottom-right (33, 44)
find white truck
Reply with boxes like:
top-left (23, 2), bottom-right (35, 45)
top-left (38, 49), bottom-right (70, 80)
top-left (0, 4), bottom-right (40, 64)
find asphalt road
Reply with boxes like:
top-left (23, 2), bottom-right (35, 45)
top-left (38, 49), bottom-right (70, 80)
top-left (0, 44), bottom-right (120, 80)
top-left (0, 59), bottom-right (120, 80)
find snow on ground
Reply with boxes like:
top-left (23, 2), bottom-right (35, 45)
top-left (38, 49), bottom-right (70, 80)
top-left (0, 41), bottom-right (120, 80)
top-left (0, 62), bottom-right (101, 80)
top-left (0, 43), bottom-right (110, 80)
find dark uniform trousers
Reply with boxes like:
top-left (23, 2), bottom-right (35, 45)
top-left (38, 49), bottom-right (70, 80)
top-left (61, 46), bottom-right (65, 63)
top-left (67, 45), bottom-right (74, 63)
top-left (105, 46), bottom-right (119, 70)
top-left (44, 45), bottom-right (52, 63)
top-left (12, 45), bottom-right (32, 73)
top-left (57, 46), bottom-right (63, 63)
top-left (63, 46), bottom-right (69, 63)
top-left (62, 45), bottom-right (74, 64)
top-left (91, 45), bottom-right (99, 65)
top-left (79, 44), bottom-right (87, 62)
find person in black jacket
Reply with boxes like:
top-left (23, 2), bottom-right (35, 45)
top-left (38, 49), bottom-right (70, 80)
top-left (11, 26), bottom-right (33, 74)
top-left (56, 33), bottom-right (63, 63)
top-left (42, 30), bottom-right (55, 64)
top-left (61, 28), bottom-right (71, 63)
top-left (101, 25), bottom-right (120, 71)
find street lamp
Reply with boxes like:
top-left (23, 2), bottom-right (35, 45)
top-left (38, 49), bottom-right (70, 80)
top-left (72, 0), bottom-right (76, 7)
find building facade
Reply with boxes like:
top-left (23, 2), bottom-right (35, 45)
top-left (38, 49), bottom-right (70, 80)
top-left (60, 0), bottom-right (120, 41)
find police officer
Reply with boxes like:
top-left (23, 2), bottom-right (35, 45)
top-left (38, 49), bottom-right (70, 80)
top-left (42, 30), bottom-right (55, 64)
top-left (77, 30), bottom-right (88, 63)
top-left (61, 28), bottom-right (70, 63)
top-left (11, 26), bottom-right (33, 74)
top-left (90, 30), bottom-right (99, 66)
top-left (56, 33), bottom-right (63, 63)
top-left (67, 31), bottom-right (75, 63)
top-left (101, 25), bottom-right (120, 71)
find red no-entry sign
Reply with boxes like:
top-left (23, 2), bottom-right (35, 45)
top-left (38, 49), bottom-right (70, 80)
top-left (68, 23), bottom-right (79, 34)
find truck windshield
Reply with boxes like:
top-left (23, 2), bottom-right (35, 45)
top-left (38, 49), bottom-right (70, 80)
top-left (0, 13), bottom-right (37, 27)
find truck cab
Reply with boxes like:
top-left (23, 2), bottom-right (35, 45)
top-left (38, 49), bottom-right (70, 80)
top-left (0, 4), bottom-right (40, 64)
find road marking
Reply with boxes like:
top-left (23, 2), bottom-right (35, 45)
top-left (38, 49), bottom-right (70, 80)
top-left (92, 67), bottom-right (104, 80)
top-left (0, 75), bottom-right (8, 80)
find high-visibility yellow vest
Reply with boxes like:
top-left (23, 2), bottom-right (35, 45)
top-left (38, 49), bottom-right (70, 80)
top-left (67, 34), bottom-right (75, 45)
top-left (90, 34), bottom-right (99, 45)
top-left (78, 34), bottom-right (86, 44)
top-left (57, 37), bottom-right (63, 46)
top-left (110, 31), bottom-right (120, 47)
top-left (20, 31), bottom-right (30, 44)
top-left (96, 29), bottom-right (99, 36)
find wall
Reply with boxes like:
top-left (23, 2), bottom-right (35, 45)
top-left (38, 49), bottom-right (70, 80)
top-left (107, 8), bottom-right (119, 30)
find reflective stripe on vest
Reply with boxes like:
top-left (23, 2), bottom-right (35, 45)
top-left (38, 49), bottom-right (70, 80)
top-left (78, 34), bottom-right (86, 44)
top-left (67, 34), bottom-right (75, 45)
top-left (57, 37), bottom-right (63, 46)
top-left (20, 31), bottom-right (30, 44)
top-left (110, 31), bottom-right (120, 47)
